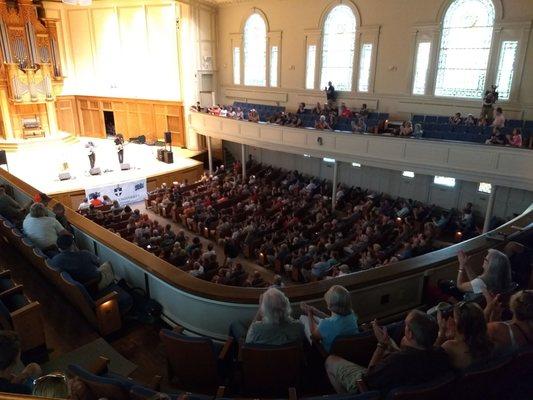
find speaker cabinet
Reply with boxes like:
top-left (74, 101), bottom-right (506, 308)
top-left (89, 167), bottom-right (101, 175)
top-left (120, 163), bottom-right (131, 170)
top-left (163, 151), bottom-right (173, 164)
top-left (157, 148), bottom-right (165, 161)
top-left (164, 131), bottom-right (172, 144)
top-left (58, 172), bottom-right (71, 181)
top-left (0, 150), bottom-right (6, 165)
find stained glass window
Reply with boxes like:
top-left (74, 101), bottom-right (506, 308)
top-left (358, 43), bottom-right (372, 92)
top-left (306, 45), bottom-right (317, 89)
top-left (495, 41), bottom-right (518, 100)
top-left (244, 14), bottom-right (267, 86)
top-left (435, 0), bottom-right (495, 98)
top-left (413, 42), bottom-right (431, 95)
top-left (233, 47), bottom-right (240, 85)
top-left (434, 176), bottom-right (456, 187)
top-left (270, 46), bottom-right (279, 87)
top-left (320, 5), bottom-right (356, 91)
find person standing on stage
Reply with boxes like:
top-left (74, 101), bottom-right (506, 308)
top-left (86, 141), bottom-right (96, 169)
top-left (114, 134), bottom-right (124, 164)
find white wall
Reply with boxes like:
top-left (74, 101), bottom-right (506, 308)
top-left (44, 0), bottom-right (181, 101)
top-left (225, 141), bottom-right (533, 220)
top-left (216, 0), bottom-right (533, 119)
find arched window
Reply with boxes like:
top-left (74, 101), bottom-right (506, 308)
top-left (320, 5), bottom-right (356, 92)
top-left (435, 0), bottom-right (495, 98)
top-left (243, 13), bottom-right (267, 87)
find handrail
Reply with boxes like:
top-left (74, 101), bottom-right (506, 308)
top-left (1, 167), bottom-right (532, 304)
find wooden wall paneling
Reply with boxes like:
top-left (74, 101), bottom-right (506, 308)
top-left (56, 97), bottom-right (79, 135)
top-left (154, 104), bottom-right (168, 139)
top-left (167, 115), bottom-right (184, 147)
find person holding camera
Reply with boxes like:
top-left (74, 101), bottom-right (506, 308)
top-left (480, 84), bottom-right (499, 122)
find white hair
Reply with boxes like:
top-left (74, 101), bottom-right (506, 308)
top-left (260, 288), bottom-right (293, 324)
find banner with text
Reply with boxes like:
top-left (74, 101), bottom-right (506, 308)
top-left (85, 178), bottom-right (147, 206)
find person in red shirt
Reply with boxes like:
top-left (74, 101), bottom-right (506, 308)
top-left (89, 194), bottom-right (103, 207)
top-left (340, 103), bottom-right (352, 118)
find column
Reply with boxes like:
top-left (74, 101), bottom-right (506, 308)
top-left (0, 89), bottom-right (13, 139)
top-left (45, 101), bottom-right (59, 136)
top-left (206, 135), bottom-right (213, 175)
top-left (331, 160), bottom-right (338, 210)
top-left (483, 185), bottom-right (498, 233)
top-left (241, 143), bottom-right (246, 180)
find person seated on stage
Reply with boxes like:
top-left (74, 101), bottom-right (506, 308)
top-left (325, 310), bottom-right (451, 395)
top-left (102, 195), bottom-right (113, 206)
top-left (23, 203), bottom-right (71, 257)
top-left (300, 285), bottom-right (359, 352)
top-left (0, 331), bottom-right (42, 395)
top-left (52, 203), bottom-right (73, 234)
top-left (77, 197), bottom-right (91, 211)
top-left (236, 287), bottom-right (306, 346)
top-left (89, 194), bottom-right (103, 207)
top-left (0, 185), bottom-right (26, 224)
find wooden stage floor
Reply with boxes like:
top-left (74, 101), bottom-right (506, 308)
top-left (1, 136), bottom-right (205, 208)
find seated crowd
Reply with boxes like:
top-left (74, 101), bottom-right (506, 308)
top-left (145, 159), bottom-right (448, 284)
top-left (195, 98), bottom-right (531, 148)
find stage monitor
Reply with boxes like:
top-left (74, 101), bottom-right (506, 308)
top-left (163, 151), bottom-right (174, 164)
top-left (0, 150), bottom-right (6, 166)
top-left (89, 167), bottom-right (101, 176)
top-left (120, 163), bottom-right (131, 170)
top-left (164, 131), bottom-right (172, 144)
top-left (58, 172), bottom-right (71, 181)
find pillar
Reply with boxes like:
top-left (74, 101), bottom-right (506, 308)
top-left (207, 135), bottom-right (213, 175)
top-left (483, 185), bottom-right (498, 233)
top-left (331, 160), bottom-right (338, 210)
top-left (0, 89), bottom-right (13, 139)
top-left (45, 100), bottom-right (59, 136)
top-left (241, 143), bottom-right (246, 180)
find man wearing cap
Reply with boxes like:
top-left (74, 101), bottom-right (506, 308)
top-left (49, 235), bottom-right (101, 286)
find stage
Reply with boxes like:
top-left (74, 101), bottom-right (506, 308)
top-left (0, 135), bottom-right (205, 209)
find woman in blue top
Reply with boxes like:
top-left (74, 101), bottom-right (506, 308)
top-left (301, 285), bottom-right (359, 352)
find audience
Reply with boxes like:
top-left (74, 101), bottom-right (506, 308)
top-left (492, 107), bottom-right (506, 128)
top-left (456, 249), bottom-right (512, 297)
top-left (486, 290), bottom-right (533, 351)
top-left (23, 203), bottom-right (71, 257)
top-left (300, 285), bottom-right (359, 352)
top-left (0, 185), bottom-right (26, 224)
top-left (435, 302), bottom-right (493, 369)
top-left (507, 128), bottom-right (523, 147)
top-left (0, 331), bottom-right (42, 395)
top-left (325, 310), bottom-right (451, 394)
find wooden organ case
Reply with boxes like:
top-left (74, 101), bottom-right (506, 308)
top-left (0, 0), bottom-right (62, 140)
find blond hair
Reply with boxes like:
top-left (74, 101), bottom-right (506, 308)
top-left (324, 285), bottom-right (353, 316)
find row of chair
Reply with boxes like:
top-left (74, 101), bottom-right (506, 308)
top-left (0, 213), bottom-right (132, 336)
top-left (412, 114), bottom-right (531, 128)
top-left (0, 267), bottom-right (45, 352)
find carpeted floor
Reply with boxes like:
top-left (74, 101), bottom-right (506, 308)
top-left (42, 337), bottom-right (137, 377)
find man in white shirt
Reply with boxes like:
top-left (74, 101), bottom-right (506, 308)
top-left (492, 107), bottom-right (506, 128)
top-left (23, 203), bottom-right (71, 256)
top-left (78, 198), bottom-right (90, 211)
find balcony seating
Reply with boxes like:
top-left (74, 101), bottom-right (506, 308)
top-left (0, 277), bottom-right (45, 351)
top-left (160, 327), bottom-right (233, 394)
top-left (385, 373), bottom-right (456, 400)
top-left (239, 342), bottom-right (303, 396)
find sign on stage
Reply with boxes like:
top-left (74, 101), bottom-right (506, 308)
top-left (86, 178), bottom-right (147, 206)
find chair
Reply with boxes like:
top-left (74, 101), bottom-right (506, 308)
top-left (60, 272), bottom-right (131, 335)
top-left (67, 363), bottom-right (135, 400)
top-left (496, 346), bottom-right (533, 399)
top-left (159, 327), bottom-right (233, 394)
top-left (0, 270), bottom-right (16, 293)
top-left (322, 332), bottom-right (377, 366)
top-left (239, 342), bottom-right (303, 396)
top-left (385, 373), bottom-right (456, 400)
top-left (0, 286), bottom-right (45, 351)
top-left (450, 355), bottom-right (512, 400)
top-left (303, 392), bottom-right (381, 400)
top-left (130, 385), bottom-right (214, 400)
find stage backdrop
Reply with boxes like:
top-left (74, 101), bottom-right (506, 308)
top-left (86, 178), bottom-right (147, 206)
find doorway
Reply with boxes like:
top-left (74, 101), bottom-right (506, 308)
top-left (103, 111), bottom-right (116, 138)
